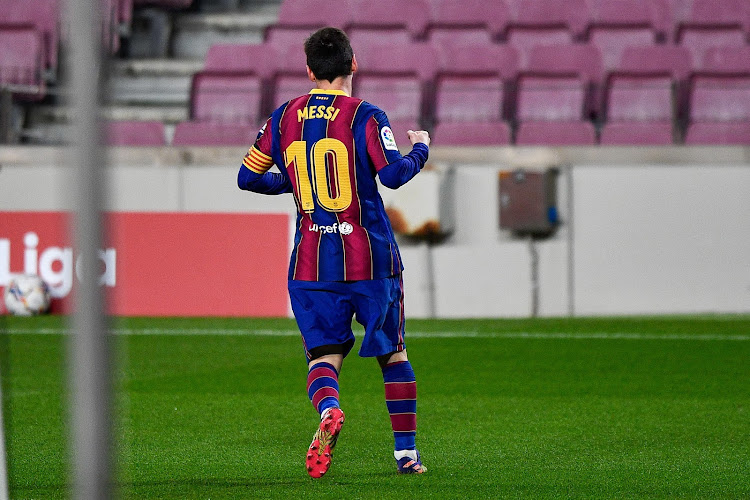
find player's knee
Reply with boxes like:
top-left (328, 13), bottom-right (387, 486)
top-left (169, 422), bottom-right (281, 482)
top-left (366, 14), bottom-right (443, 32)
top-left (377, 349), bottom-right (408, 369)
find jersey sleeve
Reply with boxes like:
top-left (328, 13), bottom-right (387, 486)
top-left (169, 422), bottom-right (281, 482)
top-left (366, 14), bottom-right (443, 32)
top-left (242, 119), bottom-right (274, 174)
top-left (237, 119), bottom-right (293, 195)
top-left (365, 111), bottom-right (405, 172)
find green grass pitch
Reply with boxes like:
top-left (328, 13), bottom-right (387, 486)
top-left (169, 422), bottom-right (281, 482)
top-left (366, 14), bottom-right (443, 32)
top-left (1, 315), bottom-right (749, 499)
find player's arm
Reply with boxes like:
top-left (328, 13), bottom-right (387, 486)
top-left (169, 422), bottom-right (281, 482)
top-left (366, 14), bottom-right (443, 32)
top-left (237, 120), bottom-right (293, 195)
top-left (366, 113), bottom-right (430, 190)
top-left (237, 147), bottom-right (292, 195)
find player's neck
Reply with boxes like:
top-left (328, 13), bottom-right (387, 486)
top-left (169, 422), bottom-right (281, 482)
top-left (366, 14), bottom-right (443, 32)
top-left (315, 75), bottom-right (352, 97)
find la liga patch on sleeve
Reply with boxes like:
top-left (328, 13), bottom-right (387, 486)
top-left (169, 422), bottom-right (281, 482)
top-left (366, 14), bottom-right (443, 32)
top-left (380, 126), bottom-right (399, 151)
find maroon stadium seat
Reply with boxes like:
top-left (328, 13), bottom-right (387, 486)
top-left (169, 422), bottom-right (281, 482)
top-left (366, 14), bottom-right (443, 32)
top-left (0, 26), bottom-right (45, 96)
top-left (383, 119), bottom-right (423, 149)
top-left (600, 74), bottom-right (676, 144)
top-left (505, 0), bottom-right (590, 51)
top-left (346, 0), bottom-right (431, 40)
top-left (268, 38), bottom-right (311, 108)
top-left (426, 28), bottom-right (494, 47)
top-left (701, 46), bottom-right (750, 74)
top-left (515, 121), bottom-right (596, 145)
top-left (678, 28), bottom-right (746, 69)
top-left (587, 0), bottom-right (671, 40)
top-left (433, 122), bottom-right (512, 145)
top-left (688, 75), bottom-right (750, 122)
top-left (600, 121), bottom-right (674, 145)
top-left (190, 72), bottom-right (263, 125)
top-left (0, 0), bottom-right (59, 70)
top-left (676, 0), bottom-right (750, 33)
top-left (353, 42), bottom-right (437, 127)
top-left (106, 120), bottom-right (166, 146)
top-left (274, 0), bottom-right (355, 30)
top-left (506, 29), bottom-right (572, 68)
top-left (516, 75), bottom-right (591, 123)
top-left (588, 28), bottom-right (656, 73)
top-left (684, 122), bottom-right (750, 145)
top-left (432, 44), bottom-right (518, 144)
top-left (172, 121), bottom-right (258, 146)
top-left (427, 0), bottom-right (510, 40)
top-left (203, 43), bottom-right (276, 78)
top-left (617, 45), bottom-right (692, 81)
top-left (347, 28), bottom-right (412, 48)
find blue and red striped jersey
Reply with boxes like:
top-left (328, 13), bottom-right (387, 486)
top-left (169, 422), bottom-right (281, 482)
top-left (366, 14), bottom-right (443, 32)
top-left (238, 88), bottom-right (428, 282)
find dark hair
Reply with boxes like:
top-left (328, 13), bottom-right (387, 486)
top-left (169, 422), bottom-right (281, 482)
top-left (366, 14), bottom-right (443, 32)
top-left (304, 27), bottom-right (354, 83)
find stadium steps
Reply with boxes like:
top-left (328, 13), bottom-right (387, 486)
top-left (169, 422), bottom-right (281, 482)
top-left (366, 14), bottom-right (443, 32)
top-left (108, 58), bottom-right (203, 106)
top-left (171, 5), bottom-right (279, 59)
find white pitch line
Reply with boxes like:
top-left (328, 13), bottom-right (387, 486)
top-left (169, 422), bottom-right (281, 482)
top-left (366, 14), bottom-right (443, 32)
top-left (2, 327), bottom-right (749, 341)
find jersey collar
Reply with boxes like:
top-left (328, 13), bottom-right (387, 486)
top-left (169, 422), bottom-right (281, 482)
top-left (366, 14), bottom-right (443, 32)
top-left (309, 89), bottom-right (349, 97)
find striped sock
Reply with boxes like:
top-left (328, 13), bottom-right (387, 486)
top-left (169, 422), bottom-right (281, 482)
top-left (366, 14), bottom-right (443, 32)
top-left (382, 360), bottom-right (417, 451)
top-left (307, 362), bottom-right (340, 416)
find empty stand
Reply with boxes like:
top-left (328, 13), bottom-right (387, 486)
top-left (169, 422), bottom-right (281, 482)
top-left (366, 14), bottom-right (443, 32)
top-left (426, 28), bottom-right (494, 47)
top-left (203, 43), bottom-right (276, 77)
top-left (353, 43), bottom-right (436, 127)
top-left (172, 121), bottom-right (258, 146)
top-left (106, 120), bottom-right (166, 146)
top-left (426, 0), bottom-right (510, 40)
top-left (346, 0), bottom-right (431, 40)
top-left (190, 72), bottom-right (263, 125)
top-left (133, 0), bottom-right (194, 7)
top-left (432, 44), bottom-right (518, 144)
top-left (273, 0), bottom-right (354, 30)
top-left (505, 0), bottom-right (590, 65)
top-left (616, 45), bottom-right (693, 80)
top-left (688, 75), bottom-right (750, 122)
top-left (588, 28), bottom-right (656, 73)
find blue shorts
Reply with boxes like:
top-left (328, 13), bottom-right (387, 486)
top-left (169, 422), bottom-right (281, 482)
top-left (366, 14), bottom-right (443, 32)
top-left (288, 275), bottom-right (406, 361)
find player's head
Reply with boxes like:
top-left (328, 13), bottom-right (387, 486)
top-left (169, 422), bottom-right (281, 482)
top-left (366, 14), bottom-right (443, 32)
top-left (304, 27), bottom-right (354, 83)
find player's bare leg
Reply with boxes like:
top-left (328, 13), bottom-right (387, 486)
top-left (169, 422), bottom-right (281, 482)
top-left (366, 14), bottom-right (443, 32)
top-left (378, 350), bottom-right (427, 474)
top-left (306, 353), bottom-right (345, 478)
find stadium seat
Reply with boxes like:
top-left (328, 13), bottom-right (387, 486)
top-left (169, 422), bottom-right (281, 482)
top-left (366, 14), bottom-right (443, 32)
top-left (346, 0), bottom-right (431, 40)
top-left (353, 43), bottom-right (437, 126)
top-left (586, 0), bottom-right (671, 41)
top-left (515, 120), bottom-right (597, 145)
top-left (701, 46), bottom-right (750, 74)
top-left (675, 0), bottom-right (750, 34)
top-left (516, 75), bottom-right (592, 122)
top-left (426, 0), bottom-right (510, 40)
top-left (347, 28), bottom-right (412, 49)
top-left (272, 0), bottom-right (355, 31)
top-left (684, 122), bottom-right (750, 145)
top-left (688, 75), bottom-right (750, 123)
top-left (678, 28), bottom-right (747, 70)
top-left (0, 26), bottom-right (45, 97)
top-left (600, 74), bottom-right (677, 145)
top-left (426, 28), bottom-right (494, 47)
top-left (616, 45), bottom-right (693, 81)
top-left (268, 39), bottom-right (311, 108)
top-left (172, 121), bottom-right (258, 146)
top-left (106, 120), bottom-right (166, 146)
top-left (588, 28), bottom-right (656, 74)
top-left (0, 0), bottom-right (59, 71)
top-left (203, 43), bottom-right (276, 78)
top-left (432, 44), bottom-right (518, 144)
top-left (505, 0), bottom-right (590, 58)
top-left (190, 72), bottom-right (263, 125)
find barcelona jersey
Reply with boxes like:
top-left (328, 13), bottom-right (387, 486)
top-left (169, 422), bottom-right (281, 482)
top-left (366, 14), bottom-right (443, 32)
top-left (238, 88), bottom-right (429, 282)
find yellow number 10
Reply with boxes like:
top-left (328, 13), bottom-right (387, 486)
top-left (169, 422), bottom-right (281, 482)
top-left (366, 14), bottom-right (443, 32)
top-left (284, 138), bottom-right (352, 213)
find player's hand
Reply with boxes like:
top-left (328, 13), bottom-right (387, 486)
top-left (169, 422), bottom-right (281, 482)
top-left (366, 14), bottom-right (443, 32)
top-left (407, 130), bottom-right (430, 147)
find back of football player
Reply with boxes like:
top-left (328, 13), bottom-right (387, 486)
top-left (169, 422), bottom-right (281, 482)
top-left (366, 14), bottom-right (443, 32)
top-left (238, 26), bottom-right (429, 477)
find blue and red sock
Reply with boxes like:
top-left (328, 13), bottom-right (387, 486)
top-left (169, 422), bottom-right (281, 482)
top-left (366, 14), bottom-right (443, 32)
top-left (382, 361), bottom-right (417, 450)
top-left (307, 362), bottom-right (340, 416)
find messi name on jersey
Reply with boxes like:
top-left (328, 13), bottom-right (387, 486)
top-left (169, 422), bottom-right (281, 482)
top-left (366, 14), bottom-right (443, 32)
top-left (297, 105), bottom-right (341, 122)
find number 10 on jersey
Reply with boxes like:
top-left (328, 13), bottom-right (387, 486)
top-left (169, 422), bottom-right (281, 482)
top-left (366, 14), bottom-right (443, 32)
top-left (284, 138), bottom-right (353, 213)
